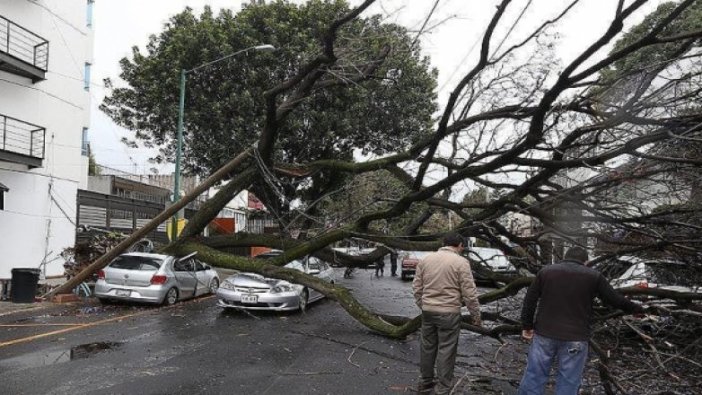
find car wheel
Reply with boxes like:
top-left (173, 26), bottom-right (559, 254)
top-left (209, 278), bottom-right (220, 294)
top-left (298, 288), bottom-right (309, 313)
top-left (163, 287), bottom-right (179, 306)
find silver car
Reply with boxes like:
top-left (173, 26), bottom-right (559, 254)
top-left (217, 256), bottom-right (335, 312)
top-left (94, 252), bottom-right (220, 305)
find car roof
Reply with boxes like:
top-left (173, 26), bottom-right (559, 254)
top-left (120, 252), bottom-right (171, 260)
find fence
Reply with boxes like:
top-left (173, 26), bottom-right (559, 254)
top-left (77, 190), bottom-right (279, 249)
top-left (77, 190), bottom-right (197, 244)
top-left (0, 113), bottom-right (45, 159)
top-left (0, 15), bottom-right (49, 71)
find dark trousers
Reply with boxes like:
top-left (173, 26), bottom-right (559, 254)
top-left (419, 311), bottom-right (461, 394)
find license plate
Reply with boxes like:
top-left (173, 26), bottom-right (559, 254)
top-left (115, 289), bottom-right (131, 297)
top-left (241, 294), bottom-right (258, 304)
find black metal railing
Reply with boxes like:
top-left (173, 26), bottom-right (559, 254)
top-left (0, 15), bottom-right (49, 71)
top-left (0, 113), bottom-right (45, 159)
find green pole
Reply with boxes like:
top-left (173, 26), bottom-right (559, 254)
top-left (172, 68), bottom-right (186, 241)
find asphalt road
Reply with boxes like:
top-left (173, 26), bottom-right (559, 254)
top-left (0, 269), bottom-right (524, 395)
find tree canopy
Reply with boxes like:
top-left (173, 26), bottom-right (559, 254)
top-left (101, 0), bottom-right (437, 200)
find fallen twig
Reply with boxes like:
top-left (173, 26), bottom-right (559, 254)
top-left (347, 340), bottom-right (369, 368)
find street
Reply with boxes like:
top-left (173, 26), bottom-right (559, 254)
top-left (0, 269), bottom-right (524, 395)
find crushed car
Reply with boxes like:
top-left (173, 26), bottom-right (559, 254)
top-left (217, 251), bottom-right (335, 312)
top-left (94, 252), bottom-right (219, 305)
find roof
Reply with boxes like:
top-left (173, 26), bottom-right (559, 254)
top-left (121, 252), bottom-right (171, 259)
top-left (0, 182), bottom-right (8, 192)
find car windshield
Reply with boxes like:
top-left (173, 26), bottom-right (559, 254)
top-left (284, 260), bottom-right (305, 272)
top-left (308, 257), bottom-right (322, 271)
top-left (110, 256), bottom-right (163, 271)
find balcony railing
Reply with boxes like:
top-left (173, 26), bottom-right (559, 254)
top-left (0, 15), bottom-right (49, 81)
top-left (0, 113), bottom-right (45, 167)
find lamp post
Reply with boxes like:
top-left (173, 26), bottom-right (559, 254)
top-left (170, 44), bottom-right (275, 241)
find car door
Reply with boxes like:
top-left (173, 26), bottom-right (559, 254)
top-left (173, 256), bottom-right (198, 298)
top-left (306, 257), bottom-right (326, 300)
top-left (194, 260), bottom-right (211, 296)
top-left (320, 260), bottom-right (335, 284)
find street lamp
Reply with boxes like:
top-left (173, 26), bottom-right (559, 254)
top-left (170, 44), bottom-right (275, 241)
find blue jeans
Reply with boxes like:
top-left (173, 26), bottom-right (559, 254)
top-left (518, 334), bottom-right (589, 395)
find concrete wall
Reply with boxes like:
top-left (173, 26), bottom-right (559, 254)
top-left (87, 176), bottom-right (112, 195)
top-left (0, 1), bottom-right (94, 279)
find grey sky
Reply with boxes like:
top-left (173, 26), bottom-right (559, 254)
top-left (89, 0), bottom-right (662, 173)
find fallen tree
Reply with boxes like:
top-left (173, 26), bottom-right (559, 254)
top-left (59, 1), bottom-right (702, 390)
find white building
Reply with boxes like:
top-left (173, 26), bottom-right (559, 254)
top-left (0, 1), bottom-right (95, 279)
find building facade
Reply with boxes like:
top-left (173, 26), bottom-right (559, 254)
top-left (0, 1), bottom-right (94, 279)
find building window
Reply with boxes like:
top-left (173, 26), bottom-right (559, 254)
top-left (0, 182), bottom-right (8, 210)
top-left (84, 62), bottom-right (91, 91)
top-left (87, 0), bottom-right (95, 28)
top-left (81, 127), bottom-right (89, 156)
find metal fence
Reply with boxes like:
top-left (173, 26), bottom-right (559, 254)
top-left (77, 189), bottom-right (279, 248)
top-left (0, 113), bottom-right (45, 159)
top-left (77, 190), bottom-right (198, 244)
top-left (0, 15), bottom-right (49, 71)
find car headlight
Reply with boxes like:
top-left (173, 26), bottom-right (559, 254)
top-left (271, 284), bottom-right (294, 293)
top-left (220, 281), bottom-right (236, 290)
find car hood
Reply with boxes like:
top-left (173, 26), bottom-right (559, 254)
top-left (225, 273), bottom-right (290, 288)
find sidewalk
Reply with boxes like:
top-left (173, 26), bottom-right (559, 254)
top-left (0, 277), bottom-right (65, 317)
top-left (0, 300), bottom-right (53, 317)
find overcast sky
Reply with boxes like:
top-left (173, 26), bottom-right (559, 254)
top-left (89, 0), bottom-right (662, 174)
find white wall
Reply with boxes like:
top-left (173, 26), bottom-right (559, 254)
top-left (0, 169), bottom-right (77, 278)
top-left (0, 0), bottom-right (93, 279)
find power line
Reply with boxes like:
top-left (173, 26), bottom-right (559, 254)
top-left (25, 0), bottom-right (88, 36)
top-left (0, 77), bottom-right (83, 110)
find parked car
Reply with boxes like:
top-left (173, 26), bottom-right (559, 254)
top-left (466, 247), bottom-right (517, 273)
top-left (608, 256), bottom-right (702, 294)
top-left (400, 247), bottom-right (517, 282)
top-left (94, 252), bottom-right (220, 305)
top-left (216, 253), bottom-right (335, 312)
top-left (399, 251), bottom-right (430, 280)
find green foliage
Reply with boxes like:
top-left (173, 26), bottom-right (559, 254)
top-left (88, 151), bottom-right (100, 176)
top-left (101, 0), bottom-right (437, 178)
top-left (600, 1), bottom-right (702, 84)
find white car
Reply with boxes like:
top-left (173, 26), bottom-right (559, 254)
top-left (467, 247), bottom-right (517, 273)
top-left (94, 252), bottom-right (220, 305)
top-left (216, 255), bottom-right (335, 312)
top-left (610, 256), bottom-right (701, 294)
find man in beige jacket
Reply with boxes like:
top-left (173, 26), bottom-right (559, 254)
top-left (413, 233), bottom-right (481, 394)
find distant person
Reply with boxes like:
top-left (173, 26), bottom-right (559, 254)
top-left (518, 246), bottom-right (644, 395)
top-left (374, 255), bottom-right (385, 277)
top-left (390, 250), bottom-right (398, 276)
top-left (413, 233), bottom-right (481, 394)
